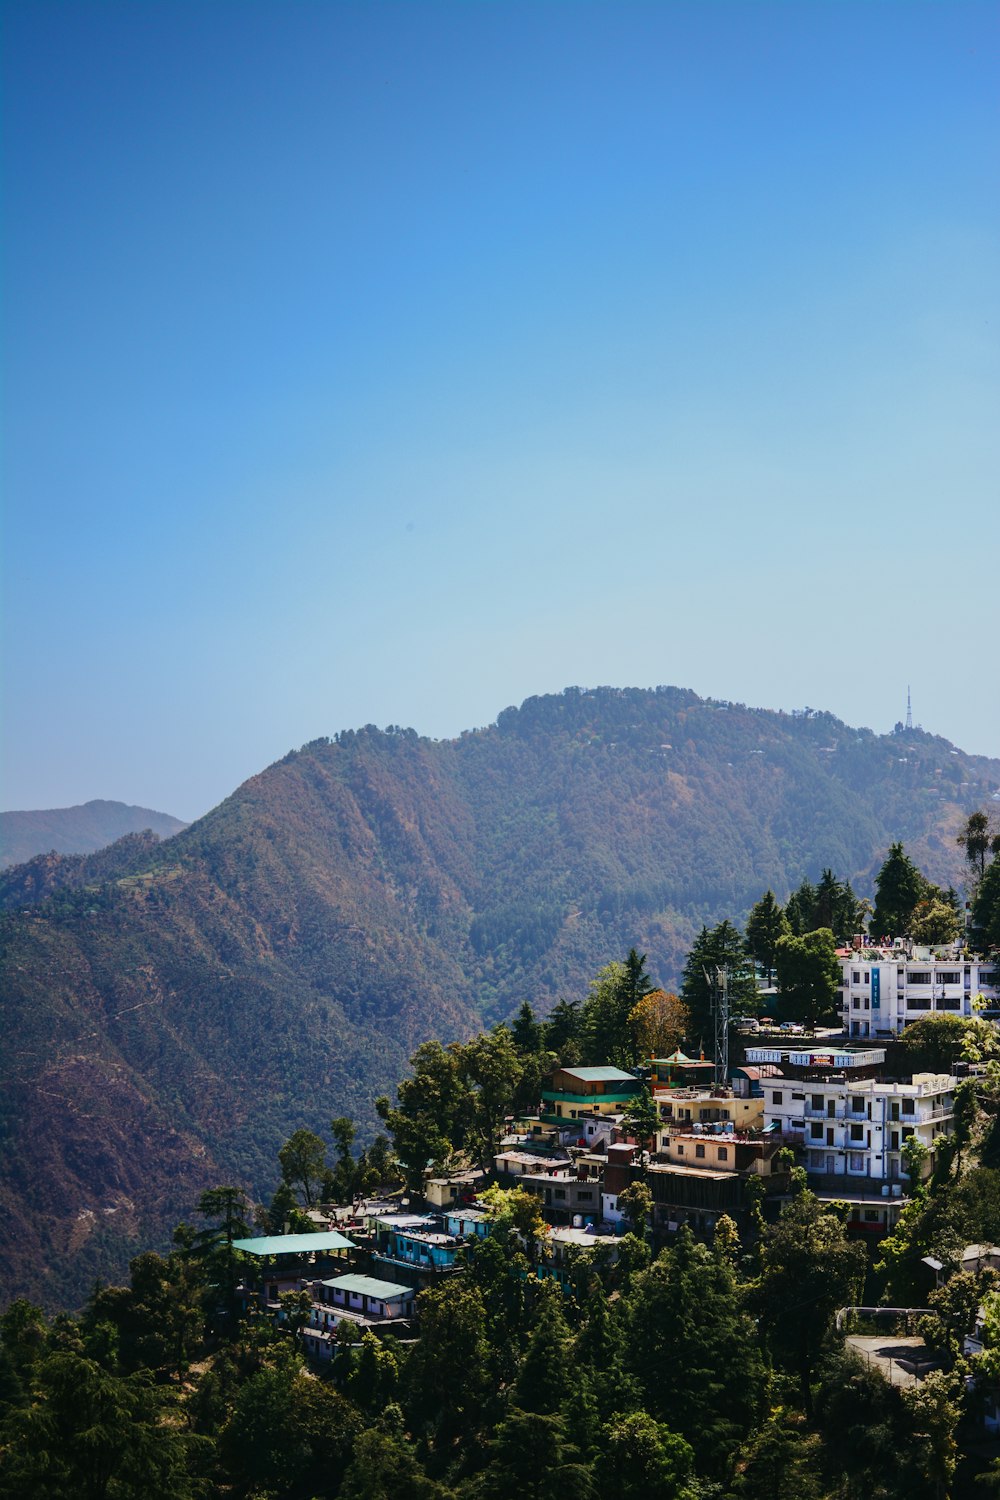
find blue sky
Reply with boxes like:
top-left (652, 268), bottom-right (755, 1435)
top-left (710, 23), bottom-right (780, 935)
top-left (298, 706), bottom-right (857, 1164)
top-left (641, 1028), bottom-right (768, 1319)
top-left (2, 0), bottom-right (998, 821)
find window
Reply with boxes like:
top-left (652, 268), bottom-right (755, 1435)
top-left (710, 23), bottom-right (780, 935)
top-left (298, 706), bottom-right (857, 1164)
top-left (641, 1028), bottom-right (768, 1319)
top-left (717, 1146), bottom-right (728, 1161)
top-left (695, 1144), bottom-right (706, 1159)
top-left (937, 972), bottom-right (959, 985)
top-left (792, 1092), bottom-right (805, 1101)
top-left (865, 1209), bottom-right (881, 1222)
top-left (852, 971), bottom-right (861, 984)
top-left (851, 1096), bottom-right (864, 1112)
top-left (677, 1143), bottom-right (684, 1155)
top-left (810, 1124), bottom-right (823, 1140)
top-left (903, 1099), bottom-right (915, 1114)
top-left (849, 1152), bottom-right (865, 1171)
top-left (850, 1123), bottom-right (864, 1141)
top-left (554, 1189), bottom-right (566, 1200)
top-left (578, 1190), bottom-right (593, 1201)
top-left (771, 1092), bottom-right (783, 1106)
top-left (811, 1095), bottom-right (824, 1111)
top-left (909, 972), bottom-right (931, 985)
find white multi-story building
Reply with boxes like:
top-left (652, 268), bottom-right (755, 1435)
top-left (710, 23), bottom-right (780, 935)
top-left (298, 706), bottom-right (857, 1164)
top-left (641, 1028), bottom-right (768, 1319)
top-left (764, 1071), bottom-right (956, 1188)
top-left (840, 944), bottom-right (999, 1039)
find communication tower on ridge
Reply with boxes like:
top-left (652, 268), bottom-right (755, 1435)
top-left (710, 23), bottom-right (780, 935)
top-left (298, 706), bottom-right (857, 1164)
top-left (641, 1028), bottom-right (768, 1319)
top-left (905, 686), bottom-right (913, 731)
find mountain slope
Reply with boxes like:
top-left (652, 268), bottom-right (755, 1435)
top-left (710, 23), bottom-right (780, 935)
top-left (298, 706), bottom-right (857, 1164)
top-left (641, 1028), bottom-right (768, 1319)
top-left (0, 799), bottom-right (187, 869)
top-left (1, 687), bottom-right (997, 1308)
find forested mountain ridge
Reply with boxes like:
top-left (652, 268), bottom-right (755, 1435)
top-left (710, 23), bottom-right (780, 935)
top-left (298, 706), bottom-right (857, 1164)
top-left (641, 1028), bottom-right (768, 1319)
top-left (1, 686), bottom-right (997, 1308)
top-left (0, 798), bottom-right (187, 869)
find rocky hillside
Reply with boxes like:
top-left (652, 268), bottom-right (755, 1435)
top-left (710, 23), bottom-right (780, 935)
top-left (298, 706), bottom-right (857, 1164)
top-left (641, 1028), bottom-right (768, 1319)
top-left (1, 686), bottom-right (997, 1308)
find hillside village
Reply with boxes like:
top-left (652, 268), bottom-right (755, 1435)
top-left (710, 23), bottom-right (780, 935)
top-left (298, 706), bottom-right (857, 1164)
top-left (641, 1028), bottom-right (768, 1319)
top-left (237, 936), bottom-right (998, 1339)
top-left (5, 829), bottom-right (1000, 1497)
top-left (214, 922), bottom-right (1000, 1492)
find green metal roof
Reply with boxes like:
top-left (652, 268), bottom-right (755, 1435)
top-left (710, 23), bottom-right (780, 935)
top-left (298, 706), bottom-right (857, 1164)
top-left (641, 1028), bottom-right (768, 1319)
top-left (559, 1066), bottom-right (637, 1082)
top-left (321, 1273), bottom-right (415, 1300)
top-left (232, 1230), bottom-right (355, 1256)
top-left (541, 1089), bottom-right (639, 1104)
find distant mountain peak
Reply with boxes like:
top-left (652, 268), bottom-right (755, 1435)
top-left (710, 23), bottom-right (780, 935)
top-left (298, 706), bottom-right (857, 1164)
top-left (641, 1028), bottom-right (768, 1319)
top-left (0, 800), bottom-right (187, 870)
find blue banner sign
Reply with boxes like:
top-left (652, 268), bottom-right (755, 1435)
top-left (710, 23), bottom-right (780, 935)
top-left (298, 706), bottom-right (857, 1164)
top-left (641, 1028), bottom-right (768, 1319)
top-left (871, 968), bottom-right (880, 1010)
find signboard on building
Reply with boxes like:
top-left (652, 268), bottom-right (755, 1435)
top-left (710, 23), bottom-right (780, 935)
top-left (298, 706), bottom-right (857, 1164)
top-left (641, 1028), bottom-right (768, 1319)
top-left (872, 968), bottom-right (881, 1011)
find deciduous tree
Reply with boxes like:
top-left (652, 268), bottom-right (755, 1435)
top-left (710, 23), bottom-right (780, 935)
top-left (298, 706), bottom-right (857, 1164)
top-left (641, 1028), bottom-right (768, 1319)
top-left (958, 810), bottom-right (1000, 884)
top-left (278, 1128), bottom-right (328, 1209)
top-left (461, 1025), bottom-right (524, 1165)
top-left (774, 928), bottom-right (840, 1029)
top-left (621, 1086), bottom-right (660, 1168)
top-left (630, 990), bottom-right (690, 1059)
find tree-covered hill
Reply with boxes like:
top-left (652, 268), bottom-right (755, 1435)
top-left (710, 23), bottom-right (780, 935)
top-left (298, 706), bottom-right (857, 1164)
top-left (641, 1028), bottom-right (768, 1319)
top-left (1, 686), bottom-right (997, 1307)
top-left (0, 798), bottom-right (187, 869)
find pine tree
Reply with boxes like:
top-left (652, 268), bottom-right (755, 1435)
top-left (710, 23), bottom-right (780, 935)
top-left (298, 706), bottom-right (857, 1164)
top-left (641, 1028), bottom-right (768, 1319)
top-left (625, 1230), bottom-right (764, 1475)
top-left (745, 892), bottom-right (790, 985)
top-left (512, 1000), bottom-right (542, 1053)
top-left (542, 999), bottom-right (582, 1060)
top-left (871, 843), bottom-right (928, 939)
top-left (755, 1193), bottom-right (866, 1414)
top-left (681, 922), bottom-right (756, 1048)
top-left (785, 879), bottom-right (817, 936)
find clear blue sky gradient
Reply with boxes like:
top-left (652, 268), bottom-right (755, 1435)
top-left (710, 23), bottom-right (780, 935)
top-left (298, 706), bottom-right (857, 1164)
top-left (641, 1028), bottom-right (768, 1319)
top-left (2, 1), bottom-right (998, 821)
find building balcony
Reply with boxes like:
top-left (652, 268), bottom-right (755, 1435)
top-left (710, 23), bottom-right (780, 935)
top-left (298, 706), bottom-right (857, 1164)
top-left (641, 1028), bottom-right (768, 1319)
top-left (805, 1170), bottom-right (907, 1198)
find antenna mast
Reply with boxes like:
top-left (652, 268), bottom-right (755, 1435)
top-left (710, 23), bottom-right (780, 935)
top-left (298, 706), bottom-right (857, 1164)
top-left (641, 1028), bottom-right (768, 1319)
top-left (906, 686), bottom-right (913, 731)
top-left (705, 965), bottom-right (730, 1088)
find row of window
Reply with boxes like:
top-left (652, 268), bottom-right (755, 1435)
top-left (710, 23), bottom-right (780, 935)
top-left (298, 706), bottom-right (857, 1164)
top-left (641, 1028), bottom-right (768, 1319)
top-left (810, 1122), bottom-right (869, 1141)
top-left (770, 1091), bottom-right (915, 1113)
top-left (674, 1143), bottom-right (728, 1161)
top-left (849, 968), bottom-right (996, 987)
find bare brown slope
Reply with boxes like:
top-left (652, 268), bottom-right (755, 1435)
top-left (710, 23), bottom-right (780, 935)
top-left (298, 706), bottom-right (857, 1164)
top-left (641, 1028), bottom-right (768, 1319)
top-left (0, 733), bottom-right (481, 1309)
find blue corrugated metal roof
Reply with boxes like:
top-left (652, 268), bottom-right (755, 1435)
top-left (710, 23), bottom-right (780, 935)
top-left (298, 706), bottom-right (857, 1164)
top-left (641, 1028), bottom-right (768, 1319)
top-left (232, 1230), bottom-right (355, 1256)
